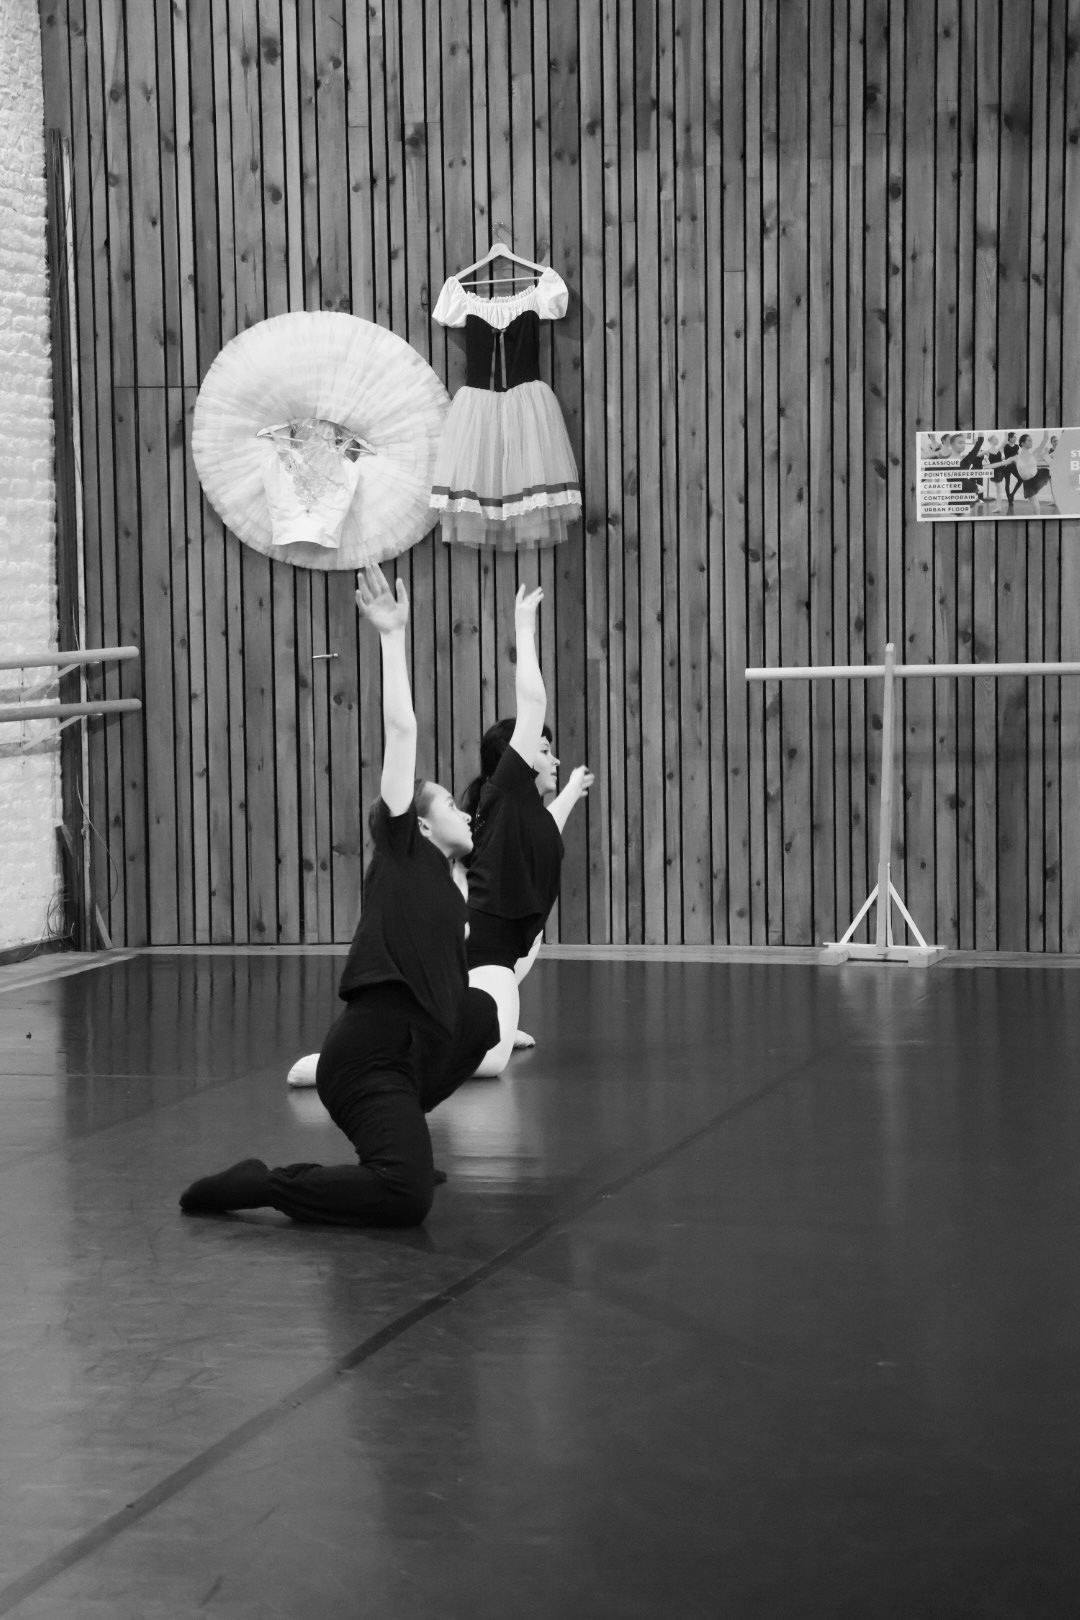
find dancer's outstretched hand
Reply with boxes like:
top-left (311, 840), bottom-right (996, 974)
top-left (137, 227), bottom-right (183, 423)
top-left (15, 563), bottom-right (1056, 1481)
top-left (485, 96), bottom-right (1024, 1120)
top-left (567, 765), bottom-right (595, 798)
top-left (514, 583), bottom-right (544, 628)
top-left (356, 564), bottom-right (409, 633)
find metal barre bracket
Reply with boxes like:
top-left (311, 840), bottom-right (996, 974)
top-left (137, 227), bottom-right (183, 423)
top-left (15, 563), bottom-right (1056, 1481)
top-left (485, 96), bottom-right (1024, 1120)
top-left (0, 648), bottom-right (142, 726)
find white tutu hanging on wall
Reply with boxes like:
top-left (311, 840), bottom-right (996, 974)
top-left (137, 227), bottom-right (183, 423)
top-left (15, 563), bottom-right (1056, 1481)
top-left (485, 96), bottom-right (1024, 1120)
top-left (191, 312), bottom-right (450, 570)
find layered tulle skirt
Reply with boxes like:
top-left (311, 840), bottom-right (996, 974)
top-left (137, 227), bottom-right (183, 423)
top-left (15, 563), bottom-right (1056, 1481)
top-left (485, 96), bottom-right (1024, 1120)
top-left (429, 380), bottom-right (581, 549)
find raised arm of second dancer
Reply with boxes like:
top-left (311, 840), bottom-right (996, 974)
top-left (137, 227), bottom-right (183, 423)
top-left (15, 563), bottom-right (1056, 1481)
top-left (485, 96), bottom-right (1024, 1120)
top-left (355, 563), bottom-right (416, 815)
top-left (506, 582), bottom-right (594, 832)
top-left (508, 584), bottom-right (547, 767)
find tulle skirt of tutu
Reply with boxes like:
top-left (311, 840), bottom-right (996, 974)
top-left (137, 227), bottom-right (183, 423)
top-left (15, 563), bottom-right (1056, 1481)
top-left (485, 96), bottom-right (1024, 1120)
top-left (430, 380), bottom-right (581, 550)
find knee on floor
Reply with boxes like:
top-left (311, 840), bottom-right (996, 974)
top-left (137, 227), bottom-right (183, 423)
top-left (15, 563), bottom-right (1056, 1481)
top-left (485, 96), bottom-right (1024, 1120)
top-left (370, 1166), bottom-right (435, 1226)
top-left (383, 1185), bottom-right (434, 1226)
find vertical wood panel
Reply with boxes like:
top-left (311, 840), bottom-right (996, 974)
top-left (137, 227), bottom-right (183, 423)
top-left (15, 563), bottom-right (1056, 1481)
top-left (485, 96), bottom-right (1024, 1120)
top-left (46, 0), bottom-right (1080, 953)
top-left (616, 0), bottom-right (642, 941)
top-left (580, 0), bottom-right (610, 941)
top-left (932, 0), bottom-right (960, 949)
top-left (845, 0), bottom-right (870, 937)
top-left (994, 4), bottom-right (1033, 950)
top-left (760, 0), bottom-right (784, 944)
top-left (634, 0), bottom-right (665, 944)
top-left (972, 3), bottom-right (1000, 948)
top-left (657, 1), bottom-right (682, 941)
top-left (1041, 0), bottom-right (1067, 953)
top-left (1059, 0), bottom-right (1080, 949)
top-left (743, 2), bottom-right (768, 943)
top-left (901, 0), bottom-right (936, 942)
top-left (777, 0), bottom-right (811, 943)
top-left (93, 0), bottom-right (132, 943)
top-left (954, 0), bottom-right (978, 949)
top-left (862, 0), bottom-right (889, 934)
top-left (808, 0), bottom-right (835, 946)
top-left (127, 3), bottom-right (179, 944)
top-left (716, 0), bottom-right (748, 943)
top-left (549, 0), bottom-right (587, 941)
top-left (1025, 0), bottom-right (1050, 953)
top-left (827, 0), bottom-right (852, 941)
top-left (63, 0), bottom-right (107, 940)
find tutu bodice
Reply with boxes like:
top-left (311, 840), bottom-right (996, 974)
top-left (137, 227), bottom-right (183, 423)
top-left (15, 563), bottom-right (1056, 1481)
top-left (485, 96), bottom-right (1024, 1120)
top-left (464, 311), bottom-right (541, 392)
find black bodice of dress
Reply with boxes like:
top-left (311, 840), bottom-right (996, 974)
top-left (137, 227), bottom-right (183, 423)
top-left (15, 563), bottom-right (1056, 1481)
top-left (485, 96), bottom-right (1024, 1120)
top-left (464, 310), bottom-right (541, 392)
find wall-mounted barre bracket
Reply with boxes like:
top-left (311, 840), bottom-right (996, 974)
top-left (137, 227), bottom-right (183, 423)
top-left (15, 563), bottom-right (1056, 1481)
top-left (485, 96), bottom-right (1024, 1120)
top-left (0, 648), bottom-right (142, 727)
top-left (0, 645), bottom-right (140, 672)
top-left (0, 698), bottom-right (143, 725)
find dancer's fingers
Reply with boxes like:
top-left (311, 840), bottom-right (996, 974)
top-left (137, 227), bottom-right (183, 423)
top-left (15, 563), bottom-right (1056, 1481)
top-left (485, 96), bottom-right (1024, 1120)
top-left (357, 566), bottom-right (383, 604)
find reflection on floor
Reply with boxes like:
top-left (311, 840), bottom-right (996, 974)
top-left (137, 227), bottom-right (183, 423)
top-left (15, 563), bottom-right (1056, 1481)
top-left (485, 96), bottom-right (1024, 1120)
top-left (0, 951), bottom-right (1078, 1618)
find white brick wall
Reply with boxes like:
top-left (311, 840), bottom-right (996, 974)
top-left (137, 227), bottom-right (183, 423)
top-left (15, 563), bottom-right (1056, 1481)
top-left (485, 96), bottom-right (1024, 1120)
top-left (0, 3), bottom-right (60, 955)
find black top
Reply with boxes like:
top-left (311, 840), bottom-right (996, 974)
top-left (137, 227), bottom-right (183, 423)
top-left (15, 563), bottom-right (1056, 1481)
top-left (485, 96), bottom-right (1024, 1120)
top-left (464, 310), bottom-right (541, 392)
top-left (466, 747), bottom-right (565, 933)
top-left (958, 435), bottom-right (985, 496)
top-left (337, 801), bottom-right (468, 1035)
top-left (987, 438), bottom-right (1020, 480)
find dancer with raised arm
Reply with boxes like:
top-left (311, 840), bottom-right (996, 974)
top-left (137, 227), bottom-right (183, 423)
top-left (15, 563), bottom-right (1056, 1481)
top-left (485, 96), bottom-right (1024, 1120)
top-left (463, 584), bottom-right (593, 1077)
top-left (180, 565), bottom-right (498, 1226)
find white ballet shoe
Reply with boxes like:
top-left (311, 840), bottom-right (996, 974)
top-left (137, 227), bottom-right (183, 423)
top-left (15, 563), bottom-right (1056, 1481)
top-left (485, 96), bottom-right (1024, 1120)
top-left (512, 1029), bottom-right (536, 1050)
top-left (286, 1052), bottom-right (320, 1088)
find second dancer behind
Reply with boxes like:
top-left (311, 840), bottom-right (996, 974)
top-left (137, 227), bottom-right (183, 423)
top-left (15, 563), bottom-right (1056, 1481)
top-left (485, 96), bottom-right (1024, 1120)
top-left (463, 584), bottom-right (593, 1077)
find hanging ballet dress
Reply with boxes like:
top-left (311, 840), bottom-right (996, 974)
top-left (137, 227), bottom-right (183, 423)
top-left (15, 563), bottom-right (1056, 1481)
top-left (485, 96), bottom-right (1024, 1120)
top-left (429, 267), bottom-right (582, 549)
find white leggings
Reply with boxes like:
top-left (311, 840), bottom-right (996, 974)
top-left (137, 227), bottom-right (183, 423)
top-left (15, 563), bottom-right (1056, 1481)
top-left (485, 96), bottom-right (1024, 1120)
top-left (467, 931), bottom-right (543, 1077)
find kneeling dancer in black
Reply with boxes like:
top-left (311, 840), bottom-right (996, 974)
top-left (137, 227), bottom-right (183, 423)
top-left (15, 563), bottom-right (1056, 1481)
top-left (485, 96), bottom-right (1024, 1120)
top-left (179, 564), bottom-right (498, 1227)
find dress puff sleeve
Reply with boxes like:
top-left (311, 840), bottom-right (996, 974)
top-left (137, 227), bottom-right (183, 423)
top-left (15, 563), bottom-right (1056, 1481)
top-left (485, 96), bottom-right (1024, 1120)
top-left (535, 267), bottom-right (569, 321)
top-left (431, 276), bottom-right (469, 328)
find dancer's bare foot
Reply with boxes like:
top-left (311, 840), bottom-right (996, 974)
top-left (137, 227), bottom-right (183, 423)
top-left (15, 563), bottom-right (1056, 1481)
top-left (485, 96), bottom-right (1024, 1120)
top-left (286, 1053), bottom-right (320, 1088)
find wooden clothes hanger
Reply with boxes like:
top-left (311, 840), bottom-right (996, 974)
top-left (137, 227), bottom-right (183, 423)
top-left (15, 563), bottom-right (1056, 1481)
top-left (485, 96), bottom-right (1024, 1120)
top-left (454, 239), bottom-right (549, 287)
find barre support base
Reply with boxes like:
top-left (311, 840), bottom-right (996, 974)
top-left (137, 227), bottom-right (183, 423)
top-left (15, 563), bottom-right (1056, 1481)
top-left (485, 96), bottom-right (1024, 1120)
top-left (822, 870), bottom-right (946, 966)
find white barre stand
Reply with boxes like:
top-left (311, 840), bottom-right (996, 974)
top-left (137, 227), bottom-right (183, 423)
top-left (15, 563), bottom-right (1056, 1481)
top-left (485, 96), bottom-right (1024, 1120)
top-left (746, 646), bottom-right (1080, 965)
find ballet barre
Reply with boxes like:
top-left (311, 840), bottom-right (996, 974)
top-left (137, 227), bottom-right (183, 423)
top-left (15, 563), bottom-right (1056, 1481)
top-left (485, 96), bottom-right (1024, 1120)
top-left (0, 646), bottom-right (141, 727)
top-left (746, 646), bottom-right (1080, 964)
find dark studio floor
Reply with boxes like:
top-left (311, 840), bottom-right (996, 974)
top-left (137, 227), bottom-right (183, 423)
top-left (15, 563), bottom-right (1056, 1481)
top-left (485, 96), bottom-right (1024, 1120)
top-left (0, 948), bottom-right (1078, 1619)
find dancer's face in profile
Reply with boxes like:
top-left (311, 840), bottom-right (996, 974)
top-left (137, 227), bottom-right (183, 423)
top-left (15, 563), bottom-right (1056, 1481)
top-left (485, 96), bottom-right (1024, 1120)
top-left (533, 734), bottom-right (559, 796)
top-left (418, 784), bottom-right (474, 858)
top-left (1020, 434), bottom-right (1033, 449)
top-left (950, 434), bottom-right (967, 454)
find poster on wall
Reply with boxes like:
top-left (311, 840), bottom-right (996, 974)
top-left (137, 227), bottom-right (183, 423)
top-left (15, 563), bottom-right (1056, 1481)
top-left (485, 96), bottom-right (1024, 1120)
top-left (915, 427), bottom-right (1080, 522)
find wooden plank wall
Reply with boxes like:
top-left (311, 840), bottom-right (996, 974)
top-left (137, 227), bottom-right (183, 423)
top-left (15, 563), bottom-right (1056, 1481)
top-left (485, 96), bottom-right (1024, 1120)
top-left (37, 0), bottom-right (1080, 950)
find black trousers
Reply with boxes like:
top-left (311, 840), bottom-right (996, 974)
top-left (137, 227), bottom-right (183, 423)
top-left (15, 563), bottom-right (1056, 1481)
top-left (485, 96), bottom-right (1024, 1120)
top-left (267, 982), bottom-right (498, 1228)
